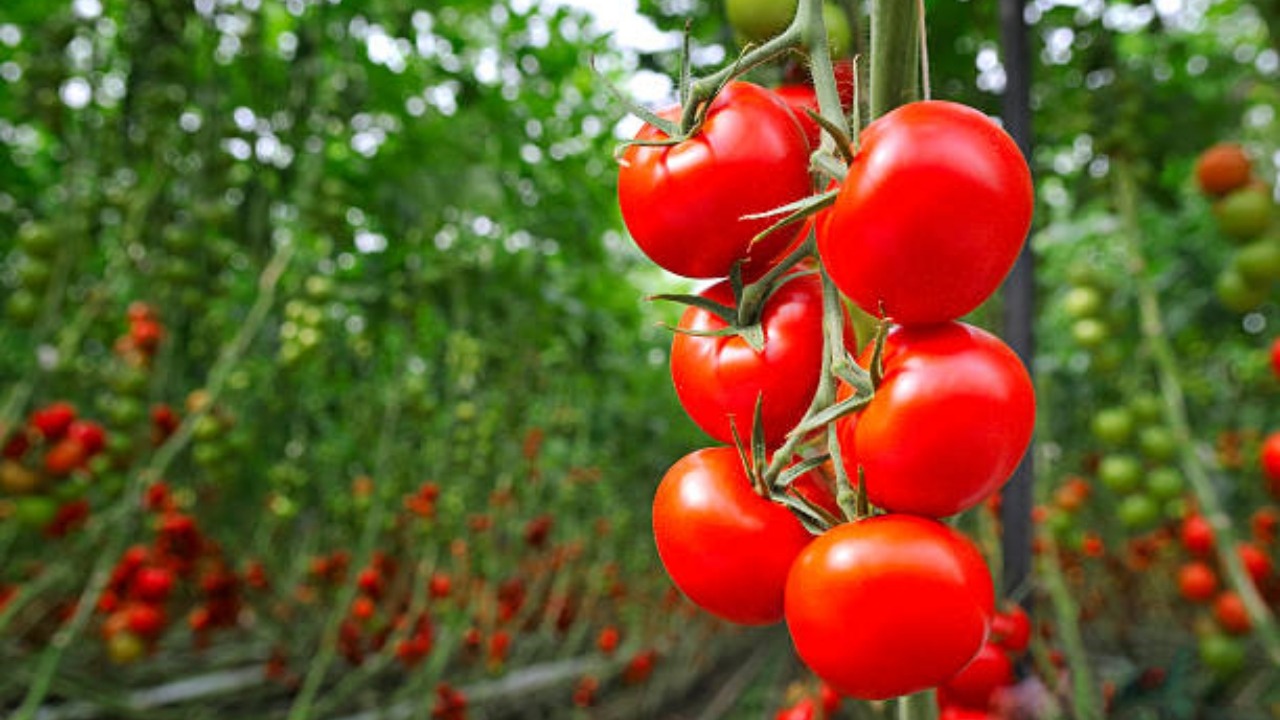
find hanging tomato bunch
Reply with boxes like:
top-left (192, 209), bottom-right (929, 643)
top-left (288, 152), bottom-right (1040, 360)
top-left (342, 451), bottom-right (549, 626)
top-left (613, 0), bottom-right (1035, 704)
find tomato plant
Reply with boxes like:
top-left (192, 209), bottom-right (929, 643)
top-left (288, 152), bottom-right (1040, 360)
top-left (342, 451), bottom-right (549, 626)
top-left (617, 81), bottom-right (812, 279)
top-left (784, 515), bottom-right (995, 700)
top-left (819, 100), bottom-right (1033, 325)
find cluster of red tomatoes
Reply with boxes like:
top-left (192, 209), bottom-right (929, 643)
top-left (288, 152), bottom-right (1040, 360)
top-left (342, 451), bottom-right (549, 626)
top-left (617, 59), bottom-right (1035, 699)
top-left (1194, 142), bottom-right (1279, 312)
top-left (1, 401), bottom-right (107, 535)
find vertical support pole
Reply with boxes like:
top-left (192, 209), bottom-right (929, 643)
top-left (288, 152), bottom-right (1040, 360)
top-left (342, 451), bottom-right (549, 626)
top-left (998, 0), bottom-right (1035, 610)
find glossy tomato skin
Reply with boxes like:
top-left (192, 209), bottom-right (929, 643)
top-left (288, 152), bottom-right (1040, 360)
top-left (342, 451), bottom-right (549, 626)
top-left (671, 273), bottom-right (828, 447)
top-left (653, 447), bottom-right (813, 626)
top-left (938, 643), bottom-right (1014, 710)
top-left (819, 101), bottom-right (1033, 325)
top-left (618, 82), bottom-right (812, 279)
top-left (838, 322), bottom-right (1035, 517)
top-left (774, 84), bottom-right (821, 149)
top-left (785, 515), bottom-right (995, 700)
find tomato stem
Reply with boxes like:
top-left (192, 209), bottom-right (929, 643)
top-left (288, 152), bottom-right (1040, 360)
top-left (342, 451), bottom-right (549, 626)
top-left (895, 690), bottom-right (938, 720)
top-left (870, 0), bottom-right (920, 119)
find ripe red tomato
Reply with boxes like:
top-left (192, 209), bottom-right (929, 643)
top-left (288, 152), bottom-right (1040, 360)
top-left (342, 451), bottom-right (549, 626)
top-left (774, 84), bottom-right (821, 149)
top-left (1261, 431), bottom-right (1280, 484)
top-left (618, 81), bottom-right (812, 279)
top-left (1180, 514), bottom-right (1215, 556)
top-left (784, 515), bottom-right (994, 700)
top-left (990, 604), bottom-right (1031, 653)
top-left (838, 322), bottom-right (1034, 517)
top-left (44, 439), bottom-right (87, 477)
top-left (819, 101), bottom-right (1032, 325)
top-left (1212, 591), bottom-right (1252, 635)
top-left (31, 402), bottom-right (77, 440)
top-left (653, 447), bottom-right (813, 626)
top-left (1177, 562), bottom-right (1218, 603)
top-left (1195, 143), bottom-right (1252, 196)
top-left (938, 643), bottom-right (1014, 710)
top-left (1265, 338), bottom-right (1280, 384)
top-left (1237, 543), bottom-right (1273, 587)
top-left (66, 421), bottom-right (106, 456)
top-left (670, 273), bottom-right (829, 447)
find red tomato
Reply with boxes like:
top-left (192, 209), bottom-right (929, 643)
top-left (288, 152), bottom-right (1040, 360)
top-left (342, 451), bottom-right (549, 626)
top-left (784, 515), bottom-right (995, 700)
top-left (671, 273), bottom-right (829, 447)
top-left (838, 322), bottom-right (1034, 517)
top-left (1270, 337), bottom-right (1280, 381)
top-left (819, 101), bottom-right (1033, 325)
top-left (938, 643), bottom-right (1014, 710)
top-left (1261, 431), bottom-right (1280, 487)
top-left (618, 81), bottom-right (812, 279)
top-left (990, 604), bottom-right (1031, 653)
top-left (774, 84), bottom-right (821, 149)
top-left (1177, 562), bottom-right (1218, 603)
top-left (1238, 543), bottom-right (1273, 587)
top-left (939, 708), bottom-right (996, 720)
top-left (44, 439), bottom-right (87, 476)
top-left (773, 698), bottom-right (816, 720)
top-left (1213, 591), bottom-right (1252, 635)
top-left (66, 421), bottom-right (106, 456)
top-left (1180, 514), bottom-right (1215, 556)
top-left (653, 447), bottom-right (813, 626)
top-left (31, 402), bottom-right (77, 440)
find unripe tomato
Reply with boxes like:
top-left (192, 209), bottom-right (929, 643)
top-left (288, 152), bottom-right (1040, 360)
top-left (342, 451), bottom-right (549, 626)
top-left (1138, 426), bottom-right (1177, 463)
top-left (820, 101), bottom-right (1032, 325)
top-left (1233, 236), bottom-right (1280, 284)
top-left (1145, 467), bottom-right (1183, 502)
top-left (1117, 494), bottom-right (1160, 529)
top-left (1062, 285), bottom-right (1104, 319)
top-left (653, 447), bottom-right (812, 626)
top-left (618, 82), bottom-right (812, 279)
top-left (1091, 408), bottom-right (1134, 446)
top-left (1097, 454), bottom-right (1142, 494)
top-left (726, 0), bottom-right (796, 43)
top-left (107, 631), bottom-right (146, 664)
top-left (1214, 187), bottom-right (1273, 243)
top-left (784, 515), bottom-right (994, 700)
top-left (839, 322), bottom-right (1035, 518)
top-left (1071, 317), bottom-right (1110, 348)
top-left (1199, 633), bottom-right (1246, 677)
top-left (1215, 267), bottom-right (1268, 313)
top-left (1195, 143), bottom-right (1251, 196)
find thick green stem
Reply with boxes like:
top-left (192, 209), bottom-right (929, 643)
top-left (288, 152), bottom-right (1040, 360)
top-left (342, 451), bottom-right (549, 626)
top-left (1113, 161), bottom-right (1280, 665)
top-left (870, 0), bottom-right (920, 119)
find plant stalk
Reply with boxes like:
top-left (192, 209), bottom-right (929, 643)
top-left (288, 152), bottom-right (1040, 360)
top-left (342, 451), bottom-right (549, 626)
top-left (870, 0), bottom-right (920, 119)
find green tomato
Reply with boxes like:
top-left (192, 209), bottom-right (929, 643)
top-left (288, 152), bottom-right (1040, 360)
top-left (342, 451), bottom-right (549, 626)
top-left (17, 258), bottom-right (53, 291)
top-left (1214, 187), bottom-right (1273, 243)
top-left (1098, 454), bottom-right (1142, 494)
top-left (1091, 408), bottom-right (1134, 446)
top-left (1128, 393), bottom-right (1163, 423)
top-left (14, 496), bottom-right (58, 529)
top-left (1062, 285), bottom-right (1104, 319)
top-left (17, 222), bottom-right (57, 258)
top-left (726, 0), bottom-right (797, 44)
top-left (1117, 493), bottom-right (1160, 529)
top-left (1071, 317), bottom-right (1110, 348)
top-left (1138, 426), bottom-right (1178, 462)
top-left (822, 3), bottom-right (851, 58)
top-left (1198, 634), bottom-right (1246, 678)
top-left (1215, 267), bottom-right (1268, 313)
top-left (1233, 235), bottom-right (1280, 284)
top-left (1145, 466), bottom-right (1183, 501)
top-left (6, 289), bottom-right (40, 324)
